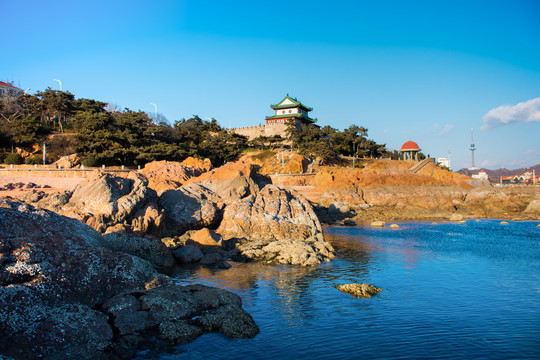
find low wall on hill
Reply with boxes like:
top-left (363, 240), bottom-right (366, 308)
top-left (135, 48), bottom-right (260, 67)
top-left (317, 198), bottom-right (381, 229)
top-left (229, 123), bottom-right (289, 140)
top-left (0, 165), bottom-right (135, 178)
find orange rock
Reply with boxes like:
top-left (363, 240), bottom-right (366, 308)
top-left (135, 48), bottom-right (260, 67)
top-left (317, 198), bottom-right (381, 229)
top-left (141, 160), bottom-right (210, 193)
top-left (187, 160), bottom-right (260, 204)
top-left (189, 228), bottom-right (223, 247)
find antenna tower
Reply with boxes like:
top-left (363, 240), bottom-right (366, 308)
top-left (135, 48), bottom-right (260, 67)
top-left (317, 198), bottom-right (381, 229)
top-left (469, 128), bottom-right (478, 170)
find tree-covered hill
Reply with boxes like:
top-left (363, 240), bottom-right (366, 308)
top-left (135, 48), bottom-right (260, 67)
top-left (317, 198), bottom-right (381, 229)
top-left (1, 89), bottom-right (390, 166)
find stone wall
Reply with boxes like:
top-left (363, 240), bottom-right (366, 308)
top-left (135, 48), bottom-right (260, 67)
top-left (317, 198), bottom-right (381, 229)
top-left (230, 125), bottom-right (266, 139)
top-left (263, 123), bottom-right (289, 137)
top-left (229, 123), bottom-right (289, 140)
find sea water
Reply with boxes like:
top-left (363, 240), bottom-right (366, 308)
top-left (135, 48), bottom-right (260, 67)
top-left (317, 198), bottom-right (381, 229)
top-left (147, 219), bottom-right (540, 360)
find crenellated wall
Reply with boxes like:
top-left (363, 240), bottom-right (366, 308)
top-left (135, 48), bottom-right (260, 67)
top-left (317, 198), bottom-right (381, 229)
top-left (229, 123), bottom-right (290, 140)
top-left (229, 125), bottom-right (266, 139)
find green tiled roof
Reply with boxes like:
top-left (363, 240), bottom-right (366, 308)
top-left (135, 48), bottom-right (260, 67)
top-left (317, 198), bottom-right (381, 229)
top-left (265, 113), bottom-right (317, 123)
top-left (270, 95), bottom-right (313, 111)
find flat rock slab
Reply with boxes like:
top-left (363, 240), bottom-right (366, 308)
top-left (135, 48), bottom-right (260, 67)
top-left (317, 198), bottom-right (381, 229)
top-left (334, 283), bottom-right (382, 298)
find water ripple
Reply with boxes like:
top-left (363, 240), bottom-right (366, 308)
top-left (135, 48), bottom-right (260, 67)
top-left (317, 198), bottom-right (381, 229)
top-left (147, 220), bottom-right (540, 360)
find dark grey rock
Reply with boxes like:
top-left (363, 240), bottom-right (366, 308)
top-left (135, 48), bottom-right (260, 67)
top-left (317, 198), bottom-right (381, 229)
top-left (172, 245), bottom-right (204, 263)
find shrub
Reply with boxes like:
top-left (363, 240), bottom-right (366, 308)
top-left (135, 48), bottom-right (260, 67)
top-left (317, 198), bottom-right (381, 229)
top-left (81, 154), bottom-right (100, 167)
top-left (25, 155), bottom-right (42, 165)
top-left (4, 153), bottom-right (24, 165)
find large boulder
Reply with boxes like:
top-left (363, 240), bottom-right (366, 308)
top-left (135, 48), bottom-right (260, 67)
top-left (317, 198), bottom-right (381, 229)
top-left (524, 199), bottom-right (540, 214)
top-left (62, 172), bottom-right (158, 233)
top-left (102, 230), bottom-right (176, 269)
top-left (217, 185), bottom-right (334, 266)
top-left (20, 172), bottom-right (163, 234)
top-left (158, 183), bottom-right (224, 236)
top-left (0, 200), bottom-right (258, 359)
top-left (141, 158), bottom-right (212, 194)
top-left (188, 160), bottom-right (262, 204)
top-left (54, 153), bottom-right (81, 168)
top-left (0, 200), bottom-right (166, 359)
top-left (18, 189), bottom-right (74, 213)
top-left (172, 244), bottom-right (204, 263)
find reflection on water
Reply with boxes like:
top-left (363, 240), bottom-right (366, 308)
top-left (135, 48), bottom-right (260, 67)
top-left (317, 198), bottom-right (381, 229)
top-left (143, 220), bottom-right (540, 360)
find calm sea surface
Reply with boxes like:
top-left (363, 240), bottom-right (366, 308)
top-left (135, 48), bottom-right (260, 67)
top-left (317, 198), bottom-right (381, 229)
top-left (143, 219), bottom-right (540, 360)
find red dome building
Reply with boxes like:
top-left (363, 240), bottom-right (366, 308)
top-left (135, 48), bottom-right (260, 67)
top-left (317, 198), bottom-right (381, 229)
top-left (400, 140), bottom-right (421, 161)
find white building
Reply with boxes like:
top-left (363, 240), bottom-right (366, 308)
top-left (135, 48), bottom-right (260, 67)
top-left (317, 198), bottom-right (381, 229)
top-left (437, 157), bottom-right (450, 169)
top-left (471, 171), bottom-right (489, 181)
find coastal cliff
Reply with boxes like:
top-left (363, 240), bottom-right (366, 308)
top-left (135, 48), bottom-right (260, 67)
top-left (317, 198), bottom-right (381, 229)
top-left (259, 155), bottom-right (539, 223)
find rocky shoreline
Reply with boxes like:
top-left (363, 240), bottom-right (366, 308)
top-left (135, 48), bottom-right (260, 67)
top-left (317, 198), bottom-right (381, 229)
top-left (1, 155), bottom-right (538, 358)
top-left (0, 159), bottom-right (335, 359)
top-left (315, 185), bottom-right (539, 224)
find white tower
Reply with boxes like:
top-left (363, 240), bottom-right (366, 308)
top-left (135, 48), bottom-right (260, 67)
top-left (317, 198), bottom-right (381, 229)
top-left (468, 128), bottom-right (478, 170)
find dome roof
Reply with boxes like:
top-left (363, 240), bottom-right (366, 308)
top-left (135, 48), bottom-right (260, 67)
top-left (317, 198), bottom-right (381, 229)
top-left (400, 140), bottom-right (421, 151)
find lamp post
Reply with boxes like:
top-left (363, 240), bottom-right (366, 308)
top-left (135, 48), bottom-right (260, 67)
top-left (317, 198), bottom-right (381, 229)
top-left (150, 103), bottom-right (157, 122)
top-left (53, 79), bottom-right (62, 91)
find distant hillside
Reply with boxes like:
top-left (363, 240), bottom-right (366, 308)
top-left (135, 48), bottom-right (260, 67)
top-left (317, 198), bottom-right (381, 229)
top-left (458, 164), bottom-right (540, 180)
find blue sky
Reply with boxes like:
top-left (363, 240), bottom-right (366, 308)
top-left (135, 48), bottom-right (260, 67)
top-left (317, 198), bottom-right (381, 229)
top-left (2, 0), bottom-right (539, 170)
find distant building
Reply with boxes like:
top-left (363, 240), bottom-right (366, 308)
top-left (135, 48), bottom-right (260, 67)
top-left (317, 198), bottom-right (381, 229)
top-left (230, 95), bottom-right (317, 140)
top-left (0, 81), bottom-right (24, 98)
top-left (501, 171), bottom-right (539, 184)
top-left (400, 140), bottom-right (421, 161)
top-left (472, 171), bottom-right (489, 181)
top-left (437, 157), bottom-right (450, 169)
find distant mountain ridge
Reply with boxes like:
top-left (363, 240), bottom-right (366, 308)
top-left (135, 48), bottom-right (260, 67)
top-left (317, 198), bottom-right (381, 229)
top-left (458, 164), bottom-right (540, 180)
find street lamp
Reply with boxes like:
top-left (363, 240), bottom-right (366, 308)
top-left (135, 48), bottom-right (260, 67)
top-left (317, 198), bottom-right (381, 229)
top-left (150, 102), bottom-right (157, 122)
top-left (53, 79), bottom-right (62, 91)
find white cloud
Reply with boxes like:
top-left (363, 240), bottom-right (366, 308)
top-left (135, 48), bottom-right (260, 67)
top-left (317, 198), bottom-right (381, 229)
top-left (479, 159), bottom-right (502, 168)
top-left (430, 123), bottom-right (454, 136)
top-left (482, 97), bottom-right (540, 129)
top-left (522, 148), bottom-right (537, 155)
top-left (438, 124), bottom-right (454, 135)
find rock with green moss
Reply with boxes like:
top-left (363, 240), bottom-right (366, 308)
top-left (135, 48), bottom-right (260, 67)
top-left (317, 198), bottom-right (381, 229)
top-left (334, 283), bottom-right (382, 298)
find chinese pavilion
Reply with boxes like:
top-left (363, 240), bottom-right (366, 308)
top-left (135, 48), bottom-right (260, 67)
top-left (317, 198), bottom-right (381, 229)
top-left (265, 95), bottom-right (317, 126)
top-left (400, 140), bottom-right (421, 161)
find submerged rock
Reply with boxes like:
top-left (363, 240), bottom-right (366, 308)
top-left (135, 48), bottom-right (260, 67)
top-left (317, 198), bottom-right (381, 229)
top-left (334, 283), bottom-right (383, 298)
